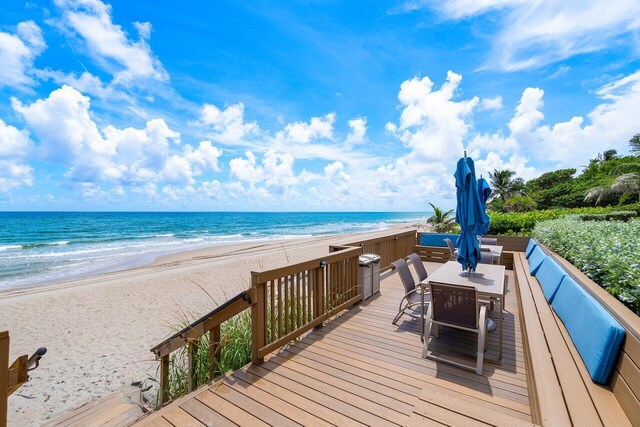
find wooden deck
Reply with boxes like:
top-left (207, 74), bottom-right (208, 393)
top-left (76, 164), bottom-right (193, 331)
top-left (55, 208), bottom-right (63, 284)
top-left (136, 262), bottom-right (533, 426)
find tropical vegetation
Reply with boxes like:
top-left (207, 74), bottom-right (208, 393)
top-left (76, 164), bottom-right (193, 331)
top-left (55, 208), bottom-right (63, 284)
top-left (533, 216), bottom-right (640, 315)
top-left (426, 202), bottom-right (457, 232)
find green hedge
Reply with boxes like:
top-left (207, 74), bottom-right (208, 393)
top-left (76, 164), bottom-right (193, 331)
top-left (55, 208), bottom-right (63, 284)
top-left (533, 217), bottom-right (640, 315)
top-left (579, 211), bottom-right (637, 222)
top-left (488, 203), bottom-right (640, 235)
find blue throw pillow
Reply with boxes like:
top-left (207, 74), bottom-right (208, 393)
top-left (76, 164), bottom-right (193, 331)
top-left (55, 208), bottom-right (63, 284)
top-left (534, 257), bottom-right (567, 302)
top-left (527, 246), bottom-right (546, 275)
top-left (552, 276), bottom-right (626, 384)
top-left (525, 239), bottom-right (537, 259)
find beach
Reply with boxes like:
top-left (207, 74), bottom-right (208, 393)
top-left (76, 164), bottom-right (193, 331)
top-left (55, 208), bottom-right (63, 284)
top-left (0, 224), bottom-right (417, 425)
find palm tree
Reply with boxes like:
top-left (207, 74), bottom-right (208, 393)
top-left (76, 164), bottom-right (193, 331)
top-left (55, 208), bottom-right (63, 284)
top-left (585, 173), bottom-right (640, 205)
top-left (630, 134), bottom-right (640, 155)
top-left (488, 169), bottom-right (525, 202)
top-left (426, 203), bottom-right (456, 233)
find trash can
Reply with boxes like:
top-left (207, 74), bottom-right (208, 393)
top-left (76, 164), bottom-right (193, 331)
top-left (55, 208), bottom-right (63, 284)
top-left (359, 253), bottom-right (381, 301)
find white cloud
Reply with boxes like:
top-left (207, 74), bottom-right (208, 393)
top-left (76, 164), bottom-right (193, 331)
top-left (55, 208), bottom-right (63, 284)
top-left (480, 96), bottom-right (503, 111)
top-left (275, 113), bottom-right (335, 144)
top-left (386, 71), bottom-right (478, 163)
top-left (418, 1), bottom-right (640, 71)
top-left (13, 85), bottom-right (224, 193)
top-left (198, 103), bottom-right (260, 146)
top-left (0, 21), bottom-right (46, 89)
top-left (0, 119), bottom-right (34, 193)
top-left (55, 0), bottom-right (167, 84)
top-left (345, 118), bottom-right (367, 144)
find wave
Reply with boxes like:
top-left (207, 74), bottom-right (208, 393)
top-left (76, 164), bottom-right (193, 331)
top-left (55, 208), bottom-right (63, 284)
top-left (0, 245), bottom-right (21, 251)
top-left (154, 233), bottom-right (175, 237)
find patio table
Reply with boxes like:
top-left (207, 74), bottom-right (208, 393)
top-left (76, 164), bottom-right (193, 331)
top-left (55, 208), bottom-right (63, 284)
top-left (481, 244), bottom-right (503, 265)
top-left (420, 261), bottom-right (506, 359)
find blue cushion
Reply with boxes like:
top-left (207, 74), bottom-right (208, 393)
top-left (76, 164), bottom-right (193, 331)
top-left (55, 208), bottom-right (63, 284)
top-left (527, 246), bottom-right (546, 275)
top-left (525, 239), bottom-right (537, 259)
top-left (552, 276), bottom-right (626, 384)
top-left (419, 233), bottom-right (459, 247)
top-left (534, 257), bottom-right (567, 302)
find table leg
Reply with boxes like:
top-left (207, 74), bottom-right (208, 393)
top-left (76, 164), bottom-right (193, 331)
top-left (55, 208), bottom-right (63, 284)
top-left (421, 287), bottom-right (425, 342)
top-left (499, 295), bottom-right (503, 360)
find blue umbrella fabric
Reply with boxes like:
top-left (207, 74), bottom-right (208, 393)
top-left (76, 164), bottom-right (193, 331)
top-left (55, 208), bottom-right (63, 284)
top-left (476, 177), bottom-right (492, 236)
top-left (454, 156), bottom-right (484, 271)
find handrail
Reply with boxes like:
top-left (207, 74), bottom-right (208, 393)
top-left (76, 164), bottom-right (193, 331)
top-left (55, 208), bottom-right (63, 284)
top-left (251, 246), bottom-right (362, 364)
top-left (1, 331), bottom-right (46, 427)
top-left (151, 288), bottom-right (255, 359)
top-left (149, 228), bottom-right (419, 406)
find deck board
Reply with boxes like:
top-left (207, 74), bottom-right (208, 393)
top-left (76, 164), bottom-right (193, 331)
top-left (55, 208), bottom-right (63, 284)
top-left (135, 262), bottom-right (533, 426)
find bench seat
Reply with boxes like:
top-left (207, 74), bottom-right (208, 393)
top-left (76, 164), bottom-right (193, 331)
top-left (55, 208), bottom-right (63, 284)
top-left (514, 252), bottom-right (633, 426)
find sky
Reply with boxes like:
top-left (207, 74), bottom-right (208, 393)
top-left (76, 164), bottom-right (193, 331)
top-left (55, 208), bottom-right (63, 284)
top-left (0, 0), bottom-right (639, 211)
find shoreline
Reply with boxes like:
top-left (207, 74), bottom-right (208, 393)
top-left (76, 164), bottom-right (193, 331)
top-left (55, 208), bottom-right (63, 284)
top-left (1, 224), bottom-right (419, 425)
top-left (0, 219), bottom-right (426, 295)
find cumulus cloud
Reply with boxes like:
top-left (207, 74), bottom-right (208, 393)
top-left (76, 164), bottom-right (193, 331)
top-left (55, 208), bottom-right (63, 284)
top-left (275, 113), bottom-right (335, 144)
top-left (480, 96), bottom-right (503, 111)
top-left (0, 21), bottom-right (46, 89)
top-left (345, 118), bottom-right (367, 144)
top-left (0, 119), bottom-right (34, 193)
top-left (386, 71), bottom-right (478, 163)
top-left (13, 85), bottom-right (222, 191)
top-left (198, 103), bottom-right (260, 146)
top-left (414, 1), bottom-right (640, 71)
top-left (54, 0), bottom-right (167, 84)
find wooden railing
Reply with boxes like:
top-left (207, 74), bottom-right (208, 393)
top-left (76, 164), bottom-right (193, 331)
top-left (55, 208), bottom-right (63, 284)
top-left (336, 229), bottom-right (417, 271)
top-left (1, 331), bottom-right (45, 427)
top-left (150, 289), bottom-right (255, 404)
top-left (150, 229), bottom-right (418, 405)
top-left (251, 246), bottom-right (361, 364)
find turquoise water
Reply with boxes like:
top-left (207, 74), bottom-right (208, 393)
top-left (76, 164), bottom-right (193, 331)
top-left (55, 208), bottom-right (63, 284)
top-left (0, 212), bottom-right (427, 290)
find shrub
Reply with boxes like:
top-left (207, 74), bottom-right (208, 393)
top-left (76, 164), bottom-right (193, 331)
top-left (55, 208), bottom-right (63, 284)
top-left (489, 203), bottom-right (640, 235)
top-left (503, 195), bottom-right (537, 212)
top-left (533, 217), bottom-right (640, 315)
top-left (579, 211), bottom-right (637, 222)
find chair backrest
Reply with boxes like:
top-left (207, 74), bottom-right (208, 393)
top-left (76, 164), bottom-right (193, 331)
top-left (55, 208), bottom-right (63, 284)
top-left (478, 251), bottom-right (493, 264)
top-left (429, 283), bottom-right (478, 329)
top-left (391, 259), bottom-right (416, 294)
top-left (407, 253), bottom-right (428, 282)
top-left (443, 238), bottom-right (456, 258)
top-left (481, 237), bottom-right (497, 246)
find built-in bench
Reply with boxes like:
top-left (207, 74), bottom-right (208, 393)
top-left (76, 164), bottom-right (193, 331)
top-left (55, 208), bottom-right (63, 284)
top-left (514, 240), bottom-right (640, 426)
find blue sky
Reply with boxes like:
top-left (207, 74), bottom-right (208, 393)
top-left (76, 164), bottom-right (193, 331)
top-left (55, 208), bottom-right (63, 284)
top-left (1, 0), bottom-right (639, 211)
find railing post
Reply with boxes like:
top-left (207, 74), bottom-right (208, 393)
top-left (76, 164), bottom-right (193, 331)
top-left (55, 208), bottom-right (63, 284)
top-left (160, 354), bottom-right (169, 405)
top-left (209, 325), bottom-right (220, 381)
top-left (1, 331), bottom-right (9, 427)
top-left (187, 341), bottom-right (195, 392)
top-left (251, 273), bottom-right (265, 365)
top-left (314, 266), bottom-right (325, 328)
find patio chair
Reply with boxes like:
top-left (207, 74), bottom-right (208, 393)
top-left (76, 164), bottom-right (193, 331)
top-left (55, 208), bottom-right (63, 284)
top-left (422, 283), bottom-right (488, 375)
top-left (479, 249), bottom-right (493, 264)
top-left (480, 237), bottom-right (498, 246)
top-left (391, 259), bottom-right (429, 325)
top-left (407, 253), bottom-right (428, 282)
top-left (443, 238), bottom-right (457, 261)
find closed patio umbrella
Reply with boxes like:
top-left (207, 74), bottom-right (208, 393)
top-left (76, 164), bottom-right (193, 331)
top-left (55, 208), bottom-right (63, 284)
top-left (454, 155), bottom-right (484, 272)
top-left (477, 177), bottom-right (491, 236)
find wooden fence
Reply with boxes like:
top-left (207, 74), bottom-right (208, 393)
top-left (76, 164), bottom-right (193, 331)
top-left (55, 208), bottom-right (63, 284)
top-left (150, 229), bottom-right (417, 405)
top-left (251, 246), bottom-right (361, 364)
top-left (336, 229), bottom-right (417, 272)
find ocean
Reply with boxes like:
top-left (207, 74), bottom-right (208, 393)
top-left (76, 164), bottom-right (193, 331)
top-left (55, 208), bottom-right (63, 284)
top-left (0, 211), bottom-right (427, 290)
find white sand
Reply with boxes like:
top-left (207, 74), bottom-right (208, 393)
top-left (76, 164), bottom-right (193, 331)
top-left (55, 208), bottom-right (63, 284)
top-left (0, 225), bottom-right (417, 425)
